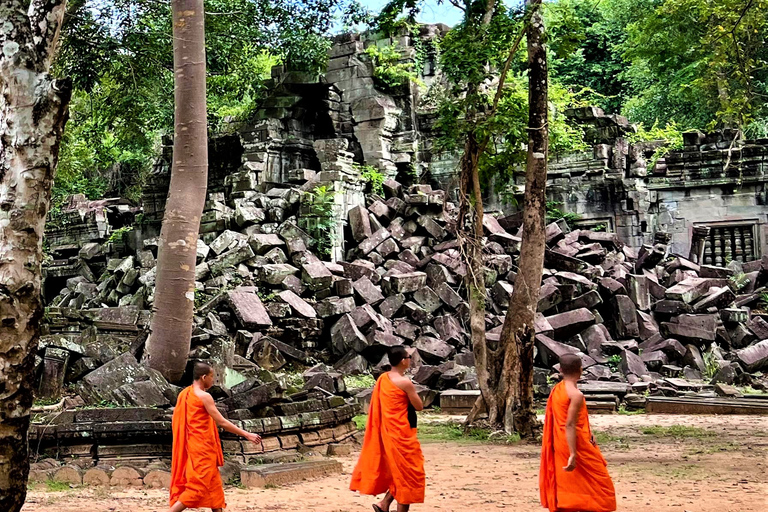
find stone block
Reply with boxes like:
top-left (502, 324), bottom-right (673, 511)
top-left (331, 314), bottom-right (369, 355)
top-left (492, 281), bottom-right (514, 308)
top-left (413, 336), bottom-right (455, 364)
top-left (348, 205), bottom-right (372, 242)
top-left (413, 286), bottom-right (441, 314)
top-left (620, 349), bottom-right (648, 377)
top-left (316, 296), bottom-right (356, 318)
top-left (302, 262), bottom-right (334, 291)
top-left (143, 470), bottom-right (171, 489)
top-left (110, 466), bottom-right (144, 487)
top-left (612, 295), bottom-right (640, 338)
top-left (386, 272), bottom-right (427, 294)
top-left (735, 340), bottom-right (768, 372)
top-left (665, 278), bottom-right (712, 303)
top-left (249, 233), bottom-right (285, 255)
top-left (417, 215), bottom-right (446, 240)
top-left (358, 228), bottom-right (391, 255)
top-left (228, 288), bottom-right (272, 329)
top-left (378, 293), bottom-right (405, 318)
top-left (353, 276), bottom-right (385, 305)
top-left (545, 308), bottom-right (596, 339)
top-left (278, 290), bottom-right (316, 318)
top-left (240, 460), bottom-right (343, 489)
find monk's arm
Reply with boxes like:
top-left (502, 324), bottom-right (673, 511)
top-left (564, 390), bottom-right (584, 471)
top-left (401, 379), bottom-right (424, 411)
top-left (200, 393), bottom-right (262, 443)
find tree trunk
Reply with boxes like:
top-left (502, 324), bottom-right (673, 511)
top-left (496, 0), bottom-right (548, 437)
top-left (0, 1), bottom-right (71, 509)
top-left (145, 0), bottom-right (209, 383)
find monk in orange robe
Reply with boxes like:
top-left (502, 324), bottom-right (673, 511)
top-left (170, 362), bottom-right (262, 512)
top-left (350, 346), bottom-right (425, 512)
top-left (540, 354), bottom-right (616, 512)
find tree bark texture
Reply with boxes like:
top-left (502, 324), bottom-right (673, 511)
top-left (497, 0), bottom-right (548, 437)
top-left (0, 1), bottom-right (71, 509)
top-left (146, 0), bottom-right (208, 383)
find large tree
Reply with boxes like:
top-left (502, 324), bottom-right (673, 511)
top-left (495, 0), bottom-right (547, 437)
top-left (144, 0), bottom-right (209, 382)
top-left (0, 0), bottom-right (72, 509)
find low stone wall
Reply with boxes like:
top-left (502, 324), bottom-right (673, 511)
top-left (29, 403), bottom-right (359, 487)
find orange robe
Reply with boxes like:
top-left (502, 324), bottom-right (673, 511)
top-left (540, 381), bottom-right (616, 512)
top-left (350, 373), bottom-right (425, 505)
top-left (170, 386), bottom-right (226, 509)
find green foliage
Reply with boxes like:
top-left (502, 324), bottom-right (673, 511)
top-left (354, 163), bottom-right (385, 195)
top-left (729, 272), bottom-right (750, 293)
top-left (108, 226), bottom-right (133, 244)
top-left (302, 186), bottom-right (338, 259)
top-left (758, 291), bottom-right (768, 311)
top-left (620, 0), bottom-right (768, 129)
top-left (545, 201), bottom-right (581, 226)
top-left (702, 350), bottom-right (721, 379)
top-left (606, 354), bottom-right (622, 372)
top-left (628, 121), bottom-right (685, 171)
top-left (343, 373), bottom-right (376, 389)
top-left (208, 47), bottom-right (280, 130)
top-left (353, 414), bottom-right (368, 430)
top-left (365, 44), bottom-right (420, 92)
top-left (54, 0), bottom-right (352, 198)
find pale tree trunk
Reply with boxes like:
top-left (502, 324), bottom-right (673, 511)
top-left (145, 0), bottom-right (208, 382)
top-left (496, 0), bottom-right (547, 437)
top-left (0, 0), bottom-right (71, 509)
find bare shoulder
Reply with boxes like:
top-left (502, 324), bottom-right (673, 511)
top-left (194, 387), bottom-right (214, 404)
top-left (565, 382), bottom-right (584, 402)
top-left (389, 372), bottom-right (415, 392)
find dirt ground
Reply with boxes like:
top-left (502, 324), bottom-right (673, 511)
top-left (23, 414), bottom-right (768, 512)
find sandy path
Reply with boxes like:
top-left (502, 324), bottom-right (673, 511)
top-left (23, 414), bottom-right (768, 512)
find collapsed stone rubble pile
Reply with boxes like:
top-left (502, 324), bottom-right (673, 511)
top-left (39, 171), bottom-right (768, 422)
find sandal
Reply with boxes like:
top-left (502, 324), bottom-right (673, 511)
top-left (372, 505), bottom-right (387, 512)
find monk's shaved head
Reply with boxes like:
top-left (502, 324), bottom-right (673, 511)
top-left (193, 361), bottom-right (213, 381)
top-left (559, 354), bottom-right (582, 376)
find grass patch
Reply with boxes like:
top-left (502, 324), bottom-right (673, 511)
top-left (684, 442), bottom-right (741, 456)
top-left (353, 414), bottom-right (368, 431)
top-left (263, 483), bottom-right (280, 489)
top-left (617, 405), bottom-right (645, 415)
top-left (418, 423), bottom-right (521, 444)
top-left (344, 374), bottom-right (376, 389)
top-left (593, 431), bottom-right (631, 451)
top-left (44, 480), bottom-right (72, 492)
top-left (640, 425), bottom-right (717, 438)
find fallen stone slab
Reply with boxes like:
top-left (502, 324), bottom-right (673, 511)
top-left (665, 277), bottom-right (713, 303)
top-left (228, 288), bottom-right (272, 329)
top-left (545, 308), bottom-right (596, 339)
top-left (240, 460), bottom-right (343, 489)
top-left (277, 290), bottom-right (316, 319)
top-left (646, 397), bottom-right (768, 415)
top-left (352, 276), bottom-right (385, 305)
top-left (440, 390), bottom-right (481, 414)
top-left (735, 340), bottom-right (768, 372)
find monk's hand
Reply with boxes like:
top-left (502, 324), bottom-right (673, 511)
top-left (563, 453), bottom-right (577, 472)
top-left (245, 432), bottom-right (262, 445)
